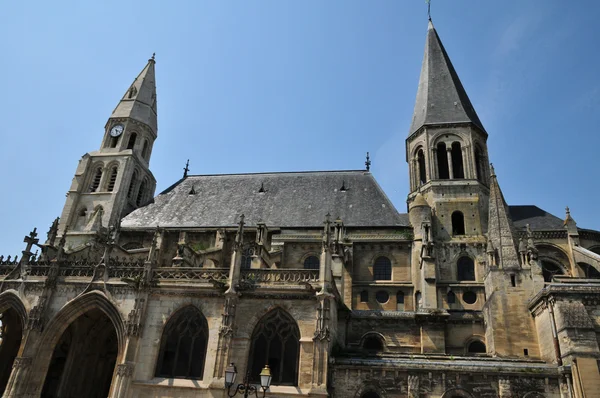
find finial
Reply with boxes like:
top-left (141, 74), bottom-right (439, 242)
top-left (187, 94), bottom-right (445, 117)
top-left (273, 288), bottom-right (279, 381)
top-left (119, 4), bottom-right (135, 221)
top-left (489, 163), bottom-right (496, 178)
top-left (365, 152), bottom-right (371, 171)
top-left (151, 52), bottom-right (156, 61)
top-left (239, 214), bottom-right (245, 225)
top-left (426, 0), bottom-right (432, 21)
top-left (183, 159), bottom-right (190, 178)
top-left (565, 206), bottom-right (570, 216)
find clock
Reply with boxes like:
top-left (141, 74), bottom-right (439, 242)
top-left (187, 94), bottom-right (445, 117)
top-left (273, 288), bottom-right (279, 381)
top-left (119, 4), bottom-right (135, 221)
top-left (110, 124), bottom-right (124, 137)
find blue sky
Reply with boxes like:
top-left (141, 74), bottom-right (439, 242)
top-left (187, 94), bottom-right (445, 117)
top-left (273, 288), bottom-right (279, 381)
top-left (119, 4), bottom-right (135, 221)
top-left (1, 1), bottom-right (599, 254)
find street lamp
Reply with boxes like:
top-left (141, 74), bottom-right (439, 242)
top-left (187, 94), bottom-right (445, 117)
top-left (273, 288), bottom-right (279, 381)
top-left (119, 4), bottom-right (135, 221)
top-left (225, 363), bottom-right (272, 398)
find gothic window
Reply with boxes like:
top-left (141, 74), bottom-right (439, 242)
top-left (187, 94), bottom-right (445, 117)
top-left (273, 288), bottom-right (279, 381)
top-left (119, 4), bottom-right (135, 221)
top-left (436, 142), bottom-right (449, 179)
top-left (128, 171), bottom-right (139, 199)
top-left (373, 256), bottom-right (392, 281)
top-left (467, 340), bottom-right (486, 354)
top-left (89, 166), bottom-right (103, 192)
top-left (241, 248), bottom-right (253, 269)
top-left (541, 260), bottom-right (564, 282)
top-left (363, 335), bottom-right (384, 352)
top-left (396, 291), bottom-right (405, 311)
top-left (156, 306), bottom-right (209, 379)
top-left (106, 166), bottom-right (118, 192)
top-left (451, 142), bottom-right (464, 179)
top-left (360, 290), bottom-right (368, 303)
top-left (447, 290), bottom-right (456, 304)
top-left (452, 211), bottom-right (465, 235)
top-left (457, 256), bottom-right (475, 281)
top-left (248, 308), bottom-right (300, 386)
top-left (136, 179), bottom-right (147, 206)
top-left (417, 149), bottom-right (426, 185)
top-left (141, 139), bottom-right (149, 160)
top-left (127, 133), bottom-right (137, 150)
top-left (303, 256), bottom-right (320, 270)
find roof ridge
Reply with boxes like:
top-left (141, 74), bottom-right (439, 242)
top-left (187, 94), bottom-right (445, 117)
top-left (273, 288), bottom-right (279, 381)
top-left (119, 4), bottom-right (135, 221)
top-left (184, 169), bottom-right (369, 178)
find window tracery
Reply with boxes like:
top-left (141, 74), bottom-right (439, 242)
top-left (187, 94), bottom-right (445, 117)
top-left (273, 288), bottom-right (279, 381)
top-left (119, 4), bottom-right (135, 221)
top-left (248, 308), bottom-right (299, 386)
top-left (373, 256), bottom-right (392, 280)
top-left (156, 306), bottom-right (209, 379)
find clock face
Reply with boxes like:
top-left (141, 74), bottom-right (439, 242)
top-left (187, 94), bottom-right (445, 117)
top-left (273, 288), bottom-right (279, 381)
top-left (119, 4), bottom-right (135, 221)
top-left (110, 124), bottom-right (124, 137)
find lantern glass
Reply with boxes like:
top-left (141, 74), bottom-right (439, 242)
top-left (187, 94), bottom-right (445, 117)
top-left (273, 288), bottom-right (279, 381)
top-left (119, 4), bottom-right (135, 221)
top-left (259, 365), bottom-right (272, 389)
top-left (225, 363), bottom-right (237, 387)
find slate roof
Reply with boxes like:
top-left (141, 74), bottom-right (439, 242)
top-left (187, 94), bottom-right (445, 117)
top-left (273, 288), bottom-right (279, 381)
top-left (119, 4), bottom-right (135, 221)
top-left (508, 205), bottom-right (564, 230)
top-left (409, 21), bottom-right (486, 136)
top-left (121, 171), bottom-right (409, 229)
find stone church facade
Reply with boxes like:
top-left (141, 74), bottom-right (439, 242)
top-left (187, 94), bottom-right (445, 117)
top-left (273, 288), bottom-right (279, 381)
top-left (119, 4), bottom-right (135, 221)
top-left (1, 21), bottom-right (600, 398)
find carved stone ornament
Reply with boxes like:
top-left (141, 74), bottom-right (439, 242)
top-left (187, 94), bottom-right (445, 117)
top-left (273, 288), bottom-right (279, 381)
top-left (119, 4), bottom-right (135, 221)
top-left (116, 362), bottom-right (134, 377)
top-left (408, 374), bottom-right (420, 398)
top-left (12, 357), bottom-right (32, 369)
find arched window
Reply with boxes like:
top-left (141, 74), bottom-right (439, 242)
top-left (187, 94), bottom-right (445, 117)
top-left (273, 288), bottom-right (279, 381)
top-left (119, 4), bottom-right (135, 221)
top-left (248, 308), bottom-right (299, 386)
top-left (303, 256), bottom-right (320, 270)
top-left (373, 256), bottom-right (392, 281)
top-left (75, 207), bottom-right (87, 230)
top-left (128, 171), bottom-right (138, 199)
top-left (136, 179), bottom-right (147, 206)
top-left (580, 263), bottom-right (600, 279)
top-left (417, 149), bottom-right (426, 185)
top-left (541, 260), bottom-right (564, 283)
top-left (415, 291), bottom-right (422, 310)
top-left (467, 340), bottom-right (486, 354)
top-left (437, 142), bottom-right (449, 179)
top-left (106, 166), bottom-right (118, 192)
top-left (127, 133), bottom-right (137, 150)
top-left (141, 139), bottom-right (149, 160)
top-left (360, 290), bottom-right (368, 303)
top-left (241, 248), bottom-right (253, 269)
top-left (451, 142), bottom-right (464, 179)
top-left (363, 335), bottom-right (384, 352)
top-left (475, 146), bottom-right (484, 183)
top-left (457, 256), bottom-right (475, 281)
top-left (396, 291), bottom-right (405, 311)
top-left (89, 166), bottom-right (103, 192)
top-left (452, 211), bottom-right (465, 235)
top-left (109, 135), bottom-right (119, 148)
top-left (156, 306), bottom-right (209, 379)
top-left (447, 291), bottom-right (456, 304)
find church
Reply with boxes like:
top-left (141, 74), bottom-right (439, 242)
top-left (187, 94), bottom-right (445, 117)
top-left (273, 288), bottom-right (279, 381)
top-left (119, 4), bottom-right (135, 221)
top-left (1, 18), bottom-right (600, 398)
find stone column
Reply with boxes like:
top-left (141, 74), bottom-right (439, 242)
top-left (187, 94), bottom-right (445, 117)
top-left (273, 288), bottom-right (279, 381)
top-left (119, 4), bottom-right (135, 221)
top-left (111, 362), bottom-right (135, 398)
top-left (446, 147), bottom-right (454, 179)
top-left (431, 148), bottom-right (438, 180)
top-left (2, 357), bottom-right (32, 398)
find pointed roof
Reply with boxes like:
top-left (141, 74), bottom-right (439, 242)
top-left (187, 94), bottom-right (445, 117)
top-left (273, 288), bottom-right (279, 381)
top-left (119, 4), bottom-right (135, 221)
top-left (110, 55), bottom-right (158, 135)
top-left (487, 165), bottom-right (520, 268)
top-left (409, 21), bottom-right (485, 136)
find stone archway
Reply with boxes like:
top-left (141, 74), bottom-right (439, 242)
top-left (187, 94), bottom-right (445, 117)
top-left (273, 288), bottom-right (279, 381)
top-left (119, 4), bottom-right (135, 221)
top-left (41, 308), bottom-right (118, 398)
top-left (0, 307), bottom-right (24, 395)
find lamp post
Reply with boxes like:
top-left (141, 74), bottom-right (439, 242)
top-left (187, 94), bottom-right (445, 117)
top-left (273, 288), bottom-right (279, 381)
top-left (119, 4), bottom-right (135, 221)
top-left (225, 363), bottom-right (272, 398)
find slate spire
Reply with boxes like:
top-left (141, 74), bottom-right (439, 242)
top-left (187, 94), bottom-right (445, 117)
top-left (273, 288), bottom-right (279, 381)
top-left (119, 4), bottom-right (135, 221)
top-left (110, 55), bottom-right (158, 135)
top-left (487, 165), bottom-right (520, 268)
top-left (409, 21), bottom-right (485, 136)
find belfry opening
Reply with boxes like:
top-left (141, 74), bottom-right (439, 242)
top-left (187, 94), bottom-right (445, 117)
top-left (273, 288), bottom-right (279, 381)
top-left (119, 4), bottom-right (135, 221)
top-left (41, 308), bottom-right (118, 398)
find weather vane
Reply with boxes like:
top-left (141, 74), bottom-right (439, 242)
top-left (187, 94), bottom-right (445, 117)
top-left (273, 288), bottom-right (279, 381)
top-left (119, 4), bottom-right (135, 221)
top-left (365, 152), bottom-right (371, 172)
top-left (183, 159), bottom-right (190, 178)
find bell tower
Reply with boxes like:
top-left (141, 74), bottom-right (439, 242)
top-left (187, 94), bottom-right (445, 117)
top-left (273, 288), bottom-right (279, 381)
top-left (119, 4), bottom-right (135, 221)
top-left (58, 56), bottom-right (158, 242)
top-left (407, 21), bottom-right (492, 311)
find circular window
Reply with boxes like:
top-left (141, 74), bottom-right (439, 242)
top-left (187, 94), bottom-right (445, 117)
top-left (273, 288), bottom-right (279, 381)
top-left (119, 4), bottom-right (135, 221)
top-left (463, 291), bottom-right (477, 304)
top-left (375, 291), bottom-right (389, 304)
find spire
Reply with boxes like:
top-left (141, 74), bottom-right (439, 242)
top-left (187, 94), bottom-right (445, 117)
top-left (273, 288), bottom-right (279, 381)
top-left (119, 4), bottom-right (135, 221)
top-left (110, 55), bottom-right (158, 135)
top-left (487, 166), bottom-right (520, 268)
top-left (409, 21), bottom-right (485, 136)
